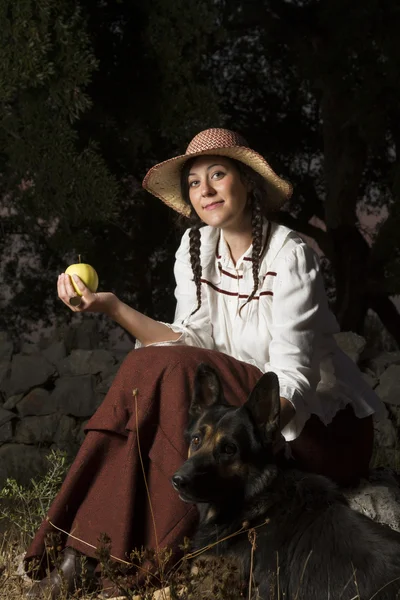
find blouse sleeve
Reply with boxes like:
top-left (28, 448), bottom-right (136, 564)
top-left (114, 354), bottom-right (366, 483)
top-left (135, 229), bottom-right (215, 350)
top-left (267, 242), bottom-right (329, 438)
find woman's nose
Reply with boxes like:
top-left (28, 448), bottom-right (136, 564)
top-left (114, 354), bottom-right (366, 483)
top-left (200, 180), bottom-right (215, 197)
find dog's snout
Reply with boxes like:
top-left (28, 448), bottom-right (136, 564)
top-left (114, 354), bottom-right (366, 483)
top-left (172, 474), bottom-right (187, 491)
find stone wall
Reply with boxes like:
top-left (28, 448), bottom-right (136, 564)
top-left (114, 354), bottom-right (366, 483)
top-left (0, 322), bottom-right (130, 487)
top-left (0, 326), bottom-right (400, 489)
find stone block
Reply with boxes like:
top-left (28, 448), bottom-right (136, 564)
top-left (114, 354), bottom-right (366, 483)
top-left (7, 354), bottom-right (56, 396)
top-left (16, 388), bottom-right (57, 417)
top-left (52, 375), bottom-right (97, 417)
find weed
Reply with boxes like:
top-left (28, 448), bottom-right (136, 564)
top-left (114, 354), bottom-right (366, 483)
top-left (0, 449), bottom-right (70, 542)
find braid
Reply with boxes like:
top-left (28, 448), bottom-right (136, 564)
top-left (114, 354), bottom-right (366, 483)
top-left (178, 155), bottom-right (272, 318)
top-left (189, 214), bottom-right (202, 316)
top-left (239, 192), bottom-right (263, 314)
top-left (179, 157), bottom-right (205, 316)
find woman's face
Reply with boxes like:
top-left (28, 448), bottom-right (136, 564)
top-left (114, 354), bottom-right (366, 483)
top-left (187, 156), bottom-right (250, 230)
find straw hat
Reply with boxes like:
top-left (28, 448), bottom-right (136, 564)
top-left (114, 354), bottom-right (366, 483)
top-left (142, 128), bottom-right (292, 217)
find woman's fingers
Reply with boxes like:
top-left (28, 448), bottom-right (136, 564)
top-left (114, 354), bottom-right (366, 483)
top-left (58, 273), bottom-right (85, 311)
top-left (57, 273), bottom-right (107, 313)
top-left (70, 274), bottom-right (89, 297)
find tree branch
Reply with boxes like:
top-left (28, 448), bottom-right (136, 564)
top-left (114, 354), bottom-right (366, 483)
top-left (293, 174), bottom-right (325, 221)
top-left (274, 210), bottom-right (332, 258)
top-left (369, 294), bottom-right (400, 347)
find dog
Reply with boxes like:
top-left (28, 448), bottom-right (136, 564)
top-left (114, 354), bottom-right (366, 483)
top-left (172, 363), bottom-right (400, 599)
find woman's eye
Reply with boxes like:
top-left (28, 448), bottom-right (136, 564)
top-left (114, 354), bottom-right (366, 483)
top-left (189, 180), bottom-right (199, 188)
top-left (222, 443), bottom-right (236, 456)
top-left (211, 171), bottom-right (224, 179)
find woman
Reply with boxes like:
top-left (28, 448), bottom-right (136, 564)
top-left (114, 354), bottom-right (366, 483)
top-left (25, 128), bottom-right (384, 599)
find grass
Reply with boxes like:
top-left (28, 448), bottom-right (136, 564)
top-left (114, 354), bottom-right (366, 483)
top-left (0, 526), bottom-right (244, 599)
top-left (1, 438), bottom-right (399, 599)
top-left (0, 448), bottom-right (244, 599)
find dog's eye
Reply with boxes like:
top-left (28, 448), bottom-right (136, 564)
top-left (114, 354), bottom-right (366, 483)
top-left (222, 443), bottom-right (237, 456)
top-left (191, 435), bottom-right (201, 447)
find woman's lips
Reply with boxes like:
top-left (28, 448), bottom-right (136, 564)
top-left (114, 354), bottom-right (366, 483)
top-left (203, 200), bottom-right (224, 211)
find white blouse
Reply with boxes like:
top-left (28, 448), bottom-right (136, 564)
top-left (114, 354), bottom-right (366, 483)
top-left (139, 221), bottom-right (384, 441)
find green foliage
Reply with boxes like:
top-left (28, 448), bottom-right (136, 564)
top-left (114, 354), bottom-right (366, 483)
top-left (0, 0), bottom-right (222, 339)
top-left (0, 0), bottom-right (119, 226)
top-left (144, 0), bottom-right (223, 144)
top-left (0, 449), bottom-right (69, 540)
top-left (1, 0), bottom-right (400, 343)
top-left (0, 0), bottom-right (94, 113)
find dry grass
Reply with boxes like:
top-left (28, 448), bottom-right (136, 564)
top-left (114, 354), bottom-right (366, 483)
top-left (1, 417), bottom-right (398, 599)
top-left (0, 438), bottom-right (245, 599)
top-left (0, 525), bottom-right (244, 599)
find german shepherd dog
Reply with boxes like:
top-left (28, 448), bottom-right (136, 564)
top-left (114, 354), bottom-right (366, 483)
top-left (172, 364), bottom-right (400, 599)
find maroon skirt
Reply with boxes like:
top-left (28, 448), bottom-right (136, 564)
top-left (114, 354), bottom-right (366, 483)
top-left (25, 345), bottom-right (373, 584)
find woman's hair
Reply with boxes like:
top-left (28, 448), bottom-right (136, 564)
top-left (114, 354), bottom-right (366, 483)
top-left (179, 156), bottom-right (273, 316)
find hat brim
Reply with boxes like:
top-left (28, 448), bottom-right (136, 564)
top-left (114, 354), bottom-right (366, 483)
top-left (142, 146), bottom-right (293, 217)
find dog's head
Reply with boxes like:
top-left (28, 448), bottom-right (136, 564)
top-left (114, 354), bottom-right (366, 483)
top-left (172, 363), bottom-right (282, 507)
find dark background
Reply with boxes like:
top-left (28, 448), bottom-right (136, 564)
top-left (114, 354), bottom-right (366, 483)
top-left (1, 0), bottom-right (400, 350)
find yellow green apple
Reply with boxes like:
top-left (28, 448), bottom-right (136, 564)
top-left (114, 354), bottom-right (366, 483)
top-left (65, 261), bottom-right (99, 295)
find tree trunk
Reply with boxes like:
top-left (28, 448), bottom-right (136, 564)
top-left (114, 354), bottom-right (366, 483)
top-left (321, 83), bottom-right (370, 332)
top-left (329, 226), bottom-right (370, 333)
top-left (368, 295), bottom-right (400, 347)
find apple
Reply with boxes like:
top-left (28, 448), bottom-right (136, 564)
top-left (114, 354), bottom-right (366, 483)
top-left (65, 261), bottom-right (99, 295)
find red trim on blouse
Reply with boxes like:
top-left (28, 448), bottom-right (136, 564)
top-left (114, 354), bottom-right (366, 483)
top-left (201, 278), bottom-right (274, 299)
top-left (218, 266), bottom-right (243, 279)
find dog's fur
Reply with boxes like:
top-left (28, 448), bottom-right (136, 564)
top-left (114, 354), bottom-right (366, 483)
top-left (172, 364), bottom-right (400, 599)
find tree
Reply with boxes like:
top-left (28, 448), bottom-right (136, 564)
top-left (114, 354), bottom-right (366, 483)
top-left (212, 0), bottom-right (400, 344)
top-left (2, 0), bottom-right (400, 348)
top-left (0, 0), bottom-right (120, 335)
top-left (0, 0), bottom-right (221, 338)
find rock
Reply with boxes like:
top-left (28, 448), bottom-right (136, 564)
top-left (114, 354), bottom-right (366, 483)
top-left (0, 339), bottom-right (13, 362)
top-left (0, 408), bottom-right (15, 427)
top-left (373, 415), bottom-right (397, 449)
top-left (386, 405), bottom-right (400, 430)
top-left (3, 393), bottom-right (24, 411)
top-left (7, 354), bottom-right (56, 396)
top-left (53, 415), bottom-right (79, 455)
top-left (16, 388), bottom-right (57, 417)
top-left (334, 331), bottom-right (366, 363)
top-left (0, 421), bottom-right (13, 444)
top-left (14, 414), bottom-right (60, 444)
top-left (113, 349), bottom-right (130, 365)
top-left (59, 320), bottom-right (100, 352)
top-left (375, 364), bottom-right (400, 407)
top-left (96, 371), bottom-right (118, 395)
top-left (367, 351), bottom-right (400, 378)
top-left (0, 444), bottom-right (49, 488)
top-left (76, 420), bottom-right (89, 445)
top-left (88, 349), bottom-right (116, 374)
top-left (57, 349), bottom-right (115, 377)
top-left (52, 375), bottom-right (97, 417)
top-left (0, 361), bottom-right (10, 392)
top-left (42, 340), bottom-right (67, 366)
top-left (20, 342), bottom-right (37, 355)
top-left (345, 469), bottom-right (400, 532)
top-left (361, 372), bottom-right (378, 390)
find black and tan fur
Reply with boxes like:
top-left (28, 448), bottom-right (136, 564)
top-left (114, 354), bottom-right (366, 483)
top-left (172, 364), bottom-right (400, 599)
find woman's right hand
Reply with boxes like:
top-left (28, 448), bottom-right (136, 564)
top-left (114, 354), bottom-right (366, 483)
top-left (57, 273), bottom-right (119, 316)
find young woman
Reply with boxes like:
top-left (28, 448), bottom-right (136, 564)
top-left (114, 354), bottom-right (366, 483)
top-left (25, 128), bottom-right (384, 599)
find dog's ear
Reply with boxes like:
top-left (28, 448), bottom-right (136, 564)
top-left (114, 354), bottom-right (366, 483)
top-left (190, 363), bottom-right (225, 417)
top-left (242, 372), bottom-right (281, 444)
